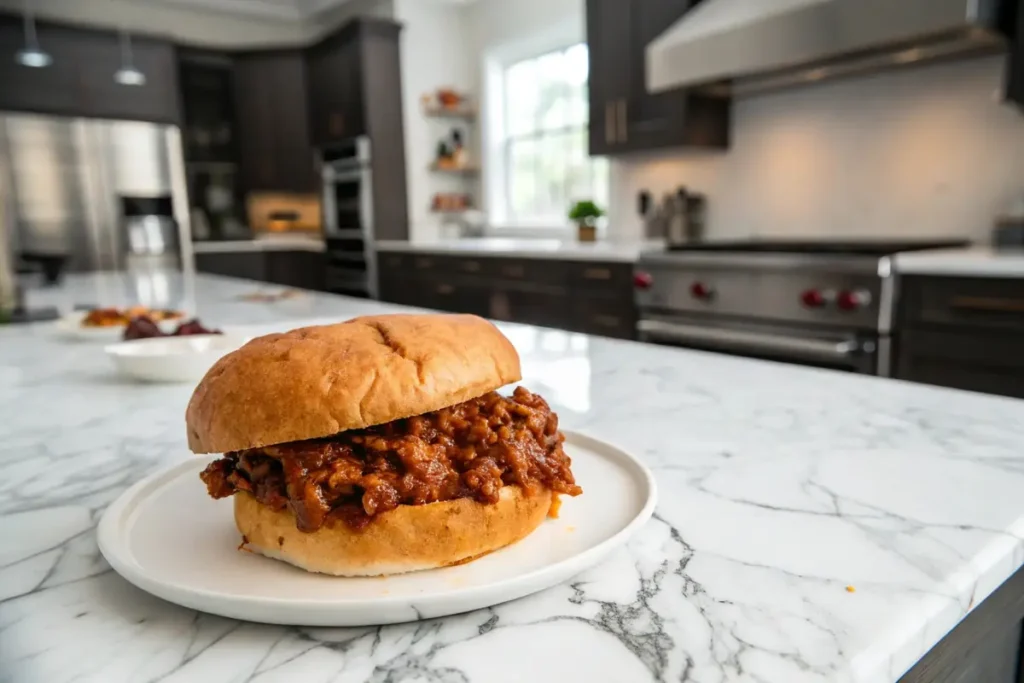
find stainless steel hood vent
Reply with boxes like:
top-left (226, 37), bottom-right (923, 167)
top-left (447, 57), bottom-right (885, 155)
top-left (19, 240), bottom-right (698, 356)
top-left (647, 0), bottom-right (1013, 96)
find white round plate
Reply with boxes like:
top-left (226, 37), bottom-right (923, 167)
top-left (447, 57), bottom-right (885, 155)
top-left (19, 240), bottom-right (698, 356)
top-left (97, 431), bottom-right (657, 626)
top-left (105, 334), bottom-right (248, 384)
top-left (54, 311), bottom-right (181, 342)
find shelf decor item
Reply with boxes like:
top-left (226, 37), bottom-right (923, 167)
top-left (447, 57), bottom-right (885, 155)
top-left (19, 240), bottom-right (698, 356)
top-left (569, 200), bottom-right (604, 243)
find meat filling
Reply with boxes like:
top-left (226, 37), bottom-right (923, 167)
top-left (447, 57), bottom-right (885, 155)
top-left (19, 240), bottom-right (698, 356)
top-left (200, 386), bottom-right (582, 531)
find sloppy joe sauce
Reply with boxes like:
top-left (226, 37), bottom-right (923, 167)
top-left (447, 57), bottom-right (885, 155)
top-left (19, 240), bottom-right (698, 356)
top-left (200, 387), bottom-right (582, 532)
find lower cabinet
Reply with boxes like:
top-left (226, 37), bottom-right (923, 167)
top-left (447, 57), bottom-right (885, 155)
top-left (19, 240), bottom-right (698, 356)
top-left (895, 275), bottom-right (1024, 398)
top-left (376, 252), bottom-right (637, 339)
top-left (195, 250), bottom-right (326, 291)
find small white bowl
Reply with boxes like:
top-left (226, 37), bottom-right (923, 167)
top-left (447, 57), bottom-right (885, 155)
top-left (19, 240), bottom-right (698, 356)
top-left (55, 311), bottom-right (180, 342)
top-left (105, 335), bottom-right (247, 384)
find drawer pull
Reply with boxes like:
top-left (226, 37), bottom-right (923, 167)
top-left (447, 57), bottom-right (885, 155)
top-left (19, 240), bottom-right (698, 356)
top-left (949, 296), bottom-right (1024, 313)
top-left (593, 314), bottom-right (620, 327)
top-left (582, 267), bottom-right (612, 281)
top-left (386, 256), bottom-right (401, 268)
top-left (437, 284), bottom-right (454, 295)
top-left (415, 257), bottom-right (434, 269)
top-left (502, 264), bottom-right (525, 278)
top-left (462, 260), bottom-right (481, 273)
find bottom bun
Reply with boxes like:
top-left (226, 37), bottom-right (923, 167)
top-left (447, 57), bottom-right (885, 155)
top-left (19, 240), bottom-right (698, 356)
top-left (234, 486), bottom-right (553, 576)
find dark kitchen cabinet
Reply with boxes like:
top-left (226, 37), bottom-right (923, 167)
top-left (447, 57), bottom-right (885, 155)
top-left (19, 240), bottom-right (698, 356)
top-left (78, 35), bottom-right (180, 124)
top-left (194, 251), bottom-right (267, 282)
top-left (0, 15), bottom-right (179, 123)
top-left (895, 275), bottom-right (1024, 399)
top-left (235, 50), bottom-right (316, 193)
top-left (306, 27), bottom-right (367, 146)
top-left (586, 0), bottom-right (729, 155)
top-left (377, 252), bottom-right (637, 340)
top-left (195, 250), bottom-right (326, 291)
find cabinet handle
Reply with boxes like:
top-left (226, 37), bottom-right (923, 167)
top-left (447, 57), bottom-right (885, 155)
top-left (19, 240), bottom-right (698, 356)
top-left (617, 99), bottom-right (628, 143)
top-left (605, 101), bottom-right (615, 144)
top-left (437, 283), bottom-right (454, 295)
top-left (461, 260), bottom-right (481, 273)
top-left (582, 267), bottom-right (612, 281)
top-left (949, 296), bottom-right (1024, 313)
top-left (593, 314), bottom-right (621, 328)
top-left (415, 257), bottom-right (433, 269)
top-left (502, 264), bottom-right (525, 278)
top-left (329, 112), bottom-right (345, 136)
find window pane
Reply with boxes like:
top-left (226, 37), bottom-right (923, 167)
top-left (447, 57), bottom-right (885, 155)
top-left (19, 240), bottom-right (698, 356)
top-left (506, 59), bottom-right (540, 136)
top-left (508, 139), bottom-right (539, 219)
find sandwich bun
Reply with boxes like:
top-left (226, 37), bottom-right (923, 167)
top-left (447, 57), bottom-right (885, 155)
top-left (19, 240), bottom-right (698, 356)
top-left (186, 313), bottom-right (521, 454)
top-left (235, 487), bottom-right (553, 576)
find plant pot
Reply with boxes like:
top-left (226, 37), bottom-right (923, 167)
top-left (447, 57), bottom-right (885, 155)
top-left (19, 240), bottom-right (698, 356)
top-left (576, 217), bottom-right (598, 243)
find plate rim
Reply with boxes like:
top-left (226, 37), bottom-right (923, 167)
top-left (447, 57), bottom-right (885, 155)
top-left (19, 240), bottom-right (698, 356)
top-left (97, 430), bottom-right (658, 619)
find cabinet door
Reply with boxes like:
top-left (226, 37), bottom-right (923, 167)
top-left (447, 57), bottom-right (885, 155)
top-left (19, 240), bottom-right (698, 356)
top-left (234, 54), bottom-right (277, 191)
top-left (0, 20), bottom-right (86, 116)
top-left (306, 38), bottom-right (365, 147)
top-left (194, 252), bottom-right (267, 281)
top-left (586, 0), bottom-right (632, 155)
top-left (79, 35), bottom-right (181, 124)
top-left (264, 250), bottom-right (326, 291)
top-left (621, 0), bottom-right (698, 151)
top-left (235, 51), bottom-right (315, 193)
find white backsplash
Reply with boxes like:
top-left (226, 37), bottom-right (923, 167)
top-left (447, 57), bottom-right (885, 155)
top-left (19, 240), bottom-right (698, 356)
top-left (608, 55), bottom-right (1024, 244)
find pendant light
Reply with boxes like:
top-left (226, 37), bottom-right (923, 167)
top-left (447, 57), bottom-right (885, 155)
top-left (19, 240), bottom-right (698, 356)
top-left (15, 2), bottom-right (51, 68)
top-left (114, 28), bottom-right (146, 86)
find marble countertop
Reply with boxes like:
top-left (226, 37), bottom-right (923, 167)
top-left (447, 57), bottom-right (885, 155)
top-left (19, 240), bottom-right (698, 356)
top-left (192, 234), bottom-right (325, 253)
top-left (5, 270), bottom-right (1024, 683)
top-left (894, 246), bottom-right (1024, 278)
top-left (375, 238), bottom-right (661, 262)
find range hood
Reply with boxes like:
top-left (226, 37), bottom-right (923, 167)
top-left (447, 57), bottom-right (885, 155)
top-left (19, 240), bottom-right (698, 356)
top-left (647, 0), bottom-right (1016, 96)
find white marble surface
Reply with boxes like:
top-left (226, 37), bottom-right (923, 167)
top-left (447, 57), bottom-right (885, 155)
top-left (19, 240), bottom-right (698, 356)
top-left (193, 234), bottom-right (326, 253)
top-left (5, 270), bottom-right (1024, 683)
top-left (894, 246), bottom-right (1024, 278)
top-left (375, 237), bottom-right (661, 262)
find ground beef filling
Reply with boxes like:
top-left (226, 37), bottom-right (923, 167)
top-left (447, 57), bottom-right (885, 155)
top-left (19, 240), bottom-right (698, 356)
top-left (200, 386), bottom-right (582, 532)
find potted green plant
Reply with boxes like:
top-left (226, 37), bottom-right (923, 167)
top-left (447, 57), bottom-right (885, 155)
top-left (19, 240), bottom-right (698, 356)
top-left (568, 200), bottom-right (604, 243)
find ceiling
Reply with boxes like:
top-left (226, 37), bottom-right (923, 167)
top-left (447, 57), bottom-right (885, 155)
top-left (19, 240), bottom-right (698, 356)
top-left (148, 0), bottom-right (353, 21)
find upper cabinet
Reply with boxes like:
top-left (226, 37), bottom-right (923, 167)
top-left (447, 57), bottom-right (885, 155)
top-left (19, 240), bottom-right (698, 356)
top-left (306, 28), bottom-right (367, 146)
top-left (586, 0), bottom-right (729, 156)
top-left (234, 50), bottom-right (316, 193)
top-left (0, 15), bottom-right (180, 124)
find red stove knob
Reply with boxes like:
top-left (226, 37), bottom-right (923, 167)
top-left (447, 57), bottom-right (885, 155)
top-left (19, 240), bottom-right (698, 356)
top-left (801, 289), bottom-right (835, 308)
top-left (690, 281), bottom-right (714, 300)
top-left (633, 271), bottom-right (653, 289)
top-left (837, 289), bottom-right (872, 311)
top-left (801, 289), bottom-right (826, 308)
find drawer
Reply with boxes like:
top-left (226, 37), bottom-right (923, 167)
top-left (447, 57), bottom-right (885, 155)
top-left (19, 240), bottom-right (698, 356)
top-left (569, 298), bottom-right (637, 339)
top-left (565, 261), bottom-right (634, 299)
top-left (903, 275), bottom-right (1024, 331)
top-left (897, 352), bottom-right (1024, 399)
top-left (378, 252), bottom-right (409, 272)
top-left (429, 280), bottom-right (491, 316)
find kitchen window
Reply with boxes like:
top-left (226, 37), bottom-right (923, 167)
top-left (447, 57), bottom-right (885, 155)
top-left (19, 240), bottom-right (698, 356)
top-left (500, 44), bottom-right (608, 227)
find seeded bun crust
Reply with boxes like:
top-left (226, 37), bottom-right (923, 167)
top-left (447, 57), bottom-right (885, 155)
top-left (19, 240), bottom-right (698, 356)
top-left (234, 487), bottom-right (553, 576)
top-left (186, 314), bottom-right (521, 454)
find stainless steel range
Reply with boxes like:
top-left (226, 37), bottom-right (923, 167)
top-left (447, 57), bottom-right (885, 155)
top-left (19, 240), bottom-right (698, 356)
top-left (634, 240), bottom-right (967, 375)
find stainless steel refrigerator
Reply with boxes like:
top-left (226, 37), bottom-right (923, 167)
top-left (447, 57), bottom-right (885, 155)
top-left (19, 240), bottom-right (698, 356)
top-left (0, 112), bottom-right (191, 273)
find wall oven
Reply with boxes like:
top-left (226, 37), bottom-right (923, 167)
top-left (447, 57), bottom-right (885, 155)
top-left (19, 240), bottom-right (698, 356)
top-left (321, 136), bottom-right (375, 298)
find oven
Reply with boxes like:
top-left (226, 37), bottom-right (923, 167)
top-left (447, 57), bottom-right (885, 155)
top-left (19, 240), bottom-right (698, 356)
top-left (320, 137), bottom-right (375, 298)
top-left (637, 314), bottom-right (883, 374)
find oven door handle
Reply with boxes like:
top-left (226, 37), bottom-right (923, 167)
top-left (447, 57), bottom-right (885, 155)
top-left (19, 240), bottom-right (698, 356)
top-left (324, 167), bottom-right (367, 183)
top-left (637, 320), bottom-right (867, 360)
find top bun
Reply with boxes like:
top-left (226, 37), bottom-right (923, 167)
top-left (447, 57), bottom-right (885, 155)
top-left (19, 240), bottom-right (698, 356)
top-left (186, 314), bottom-right (521, 454)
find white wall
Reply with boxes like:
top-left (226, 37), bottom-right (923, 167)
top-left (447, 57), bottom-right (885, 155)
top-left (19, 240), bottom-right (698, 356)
top-left (393, 0), bottom-right (473, 241)
top-left (610, 56), bottom-right (1024, 243)
top-left (0, 0), bottom-right (393, 47)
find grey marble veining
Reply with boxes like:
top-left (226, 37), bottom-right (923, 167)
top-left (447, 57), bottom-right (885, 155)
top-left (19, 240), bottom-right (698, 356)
top-left (4, 270), bottom-right (1024, 683)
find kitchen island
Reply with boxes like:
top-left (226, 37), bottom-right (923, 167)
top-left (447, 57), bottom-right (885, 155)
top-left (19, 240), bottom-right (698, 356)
top-left (3, 270), bottom-right (1024, 683)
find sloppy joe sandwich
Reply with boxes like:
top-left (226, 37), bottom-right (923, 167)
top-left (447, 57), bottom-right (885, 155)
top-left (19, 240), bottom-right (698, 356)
top-left (190, 314), bottom-right (582, 576)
